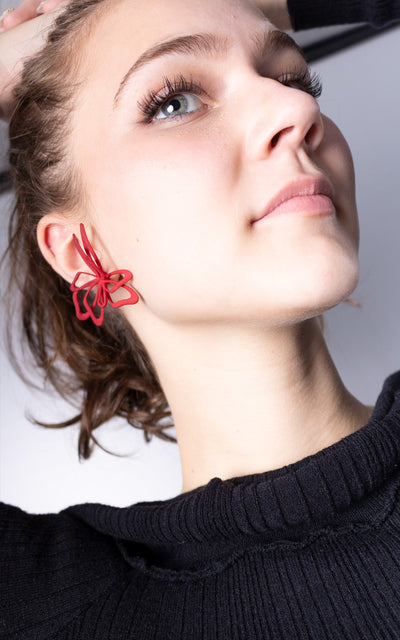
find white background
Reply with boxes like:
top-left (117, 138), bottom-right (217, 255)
top-left (1, 23), bottom-right (400, 513)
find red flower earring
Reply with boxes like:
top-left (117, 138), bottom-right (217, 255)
top-left (70, 223), bottom-right (139, 327)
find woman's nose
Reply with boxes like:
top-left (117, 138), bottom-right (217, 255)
top-left (244, 82), bottom-right (325, 162)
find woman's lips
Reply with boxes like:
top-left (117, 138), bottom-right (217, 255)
top-left (252, 175), bottom-right (335, 224)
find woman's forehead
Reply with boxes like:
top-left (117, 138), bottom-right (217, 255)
top-left (81, 0), bottom-right (271, 70)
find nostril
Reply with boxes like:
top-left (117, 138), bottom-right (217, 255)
top-left (305, 123), bottom-right (317, 147)
top-left (269, 126), bottom-right (294, 152)
top-left (270, 132), bottom-right (280, 150)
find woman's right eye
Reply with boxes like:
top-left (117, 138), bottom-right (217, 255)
top-left (155, 92), bottom-right (206, 120)
top-left (137, 74), bottom-right (208, 124)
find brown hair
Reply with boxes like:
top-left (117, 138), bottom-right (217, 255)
top-left (6, 0), bottom-right (176, 459)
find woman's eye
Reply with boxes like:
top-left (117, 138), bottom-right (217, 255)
top-left (156, 92), bottom-right (204, 120)
top-left (277, 70), bottom-right (322, 100)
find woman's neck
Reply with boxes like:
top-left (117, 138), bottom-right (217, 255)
top-left (136, 316), bottom-right (374, 494)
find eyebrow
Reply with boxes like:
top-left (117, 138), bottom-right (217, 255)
top-left (113, 30), bottom-right (305, 107)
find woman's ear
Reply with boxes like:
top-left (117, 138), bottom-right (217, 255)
top-left (36, 215), bottom-right (90, 284)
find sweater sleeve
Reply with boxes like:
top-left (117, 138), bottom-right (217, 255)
top-left (0, 501), bottom-right (125, 640)
top-left (287, 0), bottom-right (400, 30)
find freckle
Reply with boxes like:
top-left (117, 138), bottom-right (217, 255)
top-left (136, 238), bottom-right (140, 243)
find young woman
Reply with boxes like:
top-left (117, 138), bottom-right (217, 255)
top-left (1, 0), bottom-right (400, 638)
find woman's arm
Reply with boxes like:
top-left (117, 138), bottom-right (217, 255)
top-left (0, 0), bottom-right (65, 120)
top-left (289, 0), bottom-right (400, 30)
top-left (253, 0), bottom-right (400, 30)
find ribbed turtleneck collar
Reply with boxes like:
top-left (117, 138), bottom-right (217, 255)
top-left (66, 370), bottom-right (400, 568)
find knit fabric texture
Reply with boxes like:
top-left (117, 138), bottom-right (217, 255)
top-left (287, 0), bottom-right (400, 30)
top-left (2, 368), bottom-right (400, 639)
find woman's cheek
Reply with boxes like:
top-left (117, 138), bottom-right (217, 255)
top-left (318, 115), bottom-right (359, 250)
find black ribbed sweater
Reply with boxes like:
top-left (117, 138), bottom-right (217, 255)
top-left (287, 0), bottom-right (400, 29)
top-left (2, 368), bottom-right (400, 639)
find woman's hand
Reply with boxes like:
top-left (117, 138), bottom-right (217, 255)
top-left (250, 0), bottom-right (292, 30)
top-left (0, 0), bottom-right (64, 30)
top-left (0, 0), bottom-right (66, 120)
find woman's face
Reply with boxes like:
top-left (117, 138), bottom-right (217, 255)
top-left (70, 0), bottom-right (359, 327)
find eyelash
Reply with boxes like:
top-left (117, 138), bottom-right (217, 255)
top-left (278, 68), bottom-right (323, 99)
top-left (137, 74), bottom-right (203, 123)
top-left (137, 67), bottom-right (322, 123)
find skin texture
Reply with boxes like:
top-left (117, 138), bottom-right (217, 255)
top-left (0, 0), bottom-right (288, 118)
top-left (61, 0), bottom-right (360, 325)
top-left (13, 0), bottom-right (374, 492)
top-left (0, 0), bottom-right (289, 30)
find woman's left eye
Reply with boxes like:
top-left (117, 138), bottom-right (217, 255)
top-left (277, 69), bottom-right (322, 100)
top-left (155, 93), bottom-right (205, 120)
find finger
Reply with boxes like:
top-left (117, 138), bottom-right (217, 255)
top-left (0, 0), bottom-right (65, 29)
top-left (1, 0), bottom-right (38, 28)
top-left (37, 0), bottom-right (65, 13)
top-left (0, 7), bottom-right (17, 29)
top-left (0, 7), bottom-right (64, 119)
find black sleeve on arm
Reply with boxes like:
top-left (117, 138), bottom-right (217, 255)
top-left (287, 0), bottom-right (400, 30)
top-left (0, 502), bottom-right (125, 639)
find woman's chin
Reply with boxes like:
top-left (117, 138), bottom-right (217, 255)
top-left (287, 269), bottom-right (360, 323)
top-left (236, 262), bottom-right (360, 326)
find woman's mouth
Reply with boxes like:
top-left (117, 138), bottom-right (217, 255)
top-left (252, 174), bottom-right (335, 224)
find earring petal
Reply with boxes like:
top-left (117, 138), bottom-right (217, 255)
top-left (70, 223), bottom-right (139, 326)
